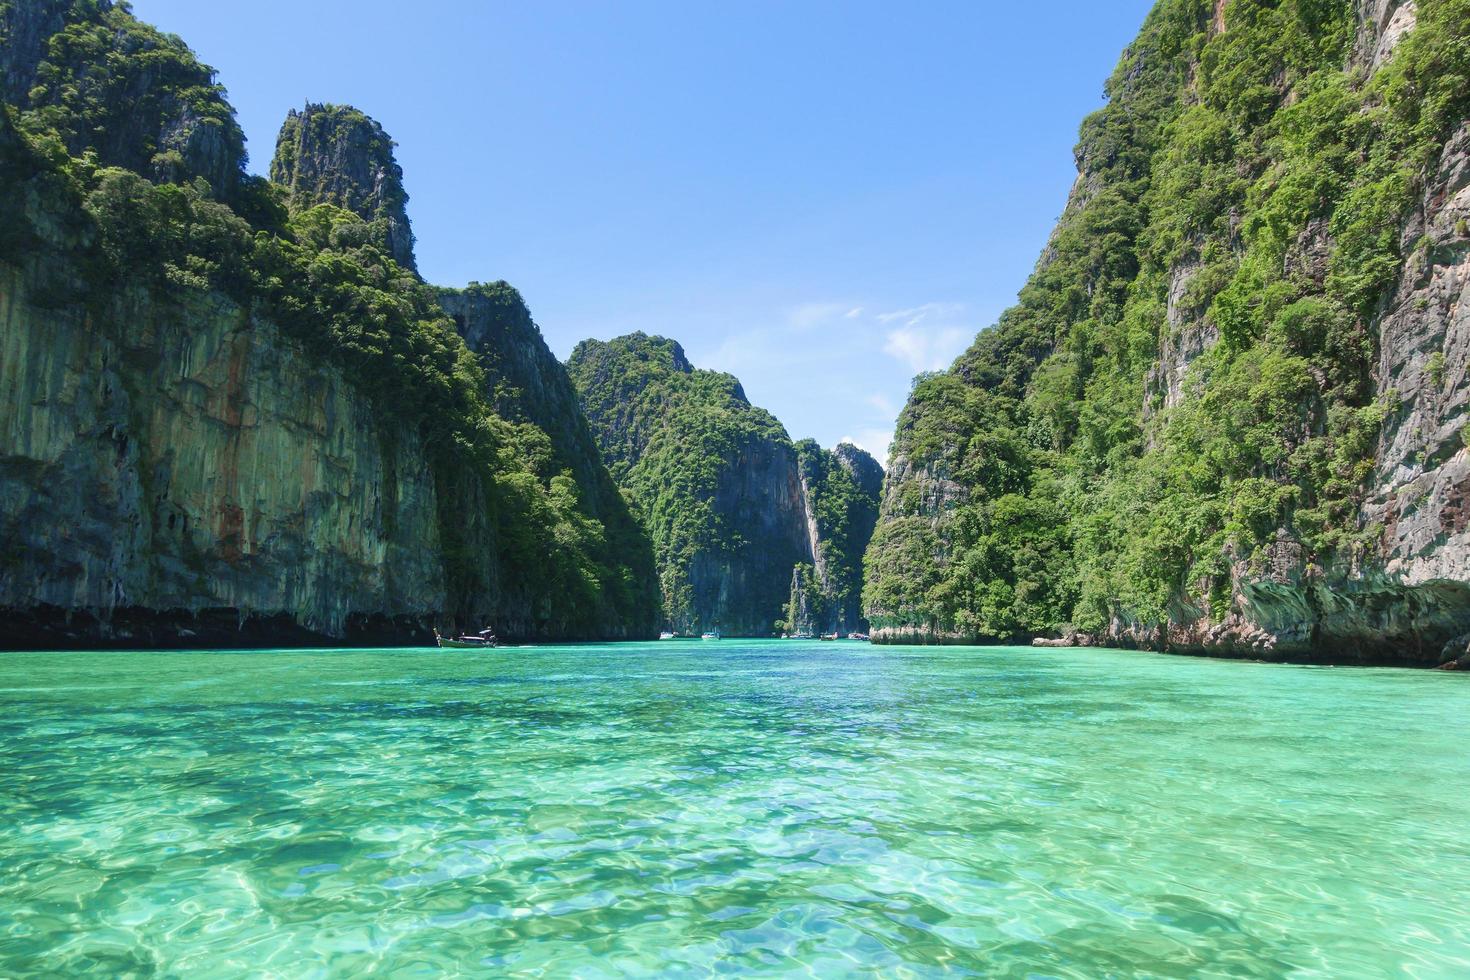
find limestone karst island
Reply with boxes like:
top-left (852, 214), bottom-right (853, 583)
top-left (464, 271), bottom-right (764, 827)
top-left (1, 0), bottom-right (1468, 974)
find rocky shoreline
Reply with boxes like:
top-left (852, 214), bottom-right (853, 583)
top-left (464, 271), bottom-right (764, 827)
top-left (872, 573), bottom-right (1470, 669)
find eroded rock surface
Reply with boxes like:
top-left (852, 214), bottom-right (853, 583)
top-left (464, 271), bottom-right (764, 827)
top-left (271, 103), bottom-right (417, 270)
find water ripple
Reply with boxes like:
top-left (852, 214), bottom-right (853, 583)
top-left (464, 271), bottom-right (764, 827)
top-left (0, 642), bottom-right (1467, 976)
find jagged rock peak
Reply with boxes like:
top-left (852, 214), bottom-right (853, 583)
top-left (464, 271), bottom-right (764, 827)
top-left (833, 441), bottom-right (884, 493)
top-left (573, 332), bottom-right (695, 374)
top-left (270, 103), bottom-right (416, 271)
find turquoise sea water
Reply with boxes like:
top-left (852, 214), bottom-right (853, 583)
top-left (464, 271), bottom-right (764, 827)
top-left (1, 641), bottom-right (1467, 977)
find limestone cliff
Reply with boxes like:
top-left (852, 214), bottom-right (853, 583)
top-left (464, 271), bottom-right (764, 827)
top-left (0, 5), bottom-right (661, 646)
top-left (568, 334), bottom-right (880, 636)
top-left (787, 440), bottom-right (883, 635)
top-left (266, 105), bottom-right (659, 634)
top-left (865, 0), bottom-right (1470, 665)
top-left (439, 282), bottom-right (618, 507)
top-left (438, 281), bottom-right (660, 618)
top-left (0, 141), bottom-right (442, 645)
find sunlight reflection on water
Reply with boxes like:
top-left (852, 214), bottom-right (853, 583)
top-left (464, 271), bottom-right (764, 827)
top-left (1, 642), bottom-right (1467, 976)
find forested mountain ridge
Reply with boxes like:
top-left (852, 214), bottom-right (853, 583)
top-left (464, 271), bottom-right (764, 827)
top-left (0, 0), bottom-right (659, 646)
top-left (568, 333), bottom-right (881, 636)
top-left (270, 108), bottom-right (662, 634)
top-left (787, 439), bottom-right (884, 636)
top-left (865, 0), bottom-right (1470, 665)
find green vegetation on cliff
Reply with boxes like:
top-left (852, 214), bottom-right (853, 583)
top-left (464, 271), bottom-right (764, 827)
top-left (865, 0), bottom-right (1470, 641)
top-left (435, 280), bottom-right (661, 629)
top-left (0, 1), bottom-right (661, 639)
top-left (1, 0), bottom-right (247, 196)
top-left (568, 333), bottom-right (882, 635)
top-left (568, 334), bottom-right (801, 633)
top-left (271, 103), bottom-right (416, 270)
top-left (787, 439), bottom-right (883, 634)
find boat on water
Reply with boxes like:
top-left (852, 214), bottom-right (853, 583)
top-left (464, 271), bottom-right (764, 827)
top-left (434, 628), bottom-right (498, 649)
top-left (701, 631), bottom-right (721, 641)
top-left (659, 631), bottom-right (676, 640)
top-left (847, 632), bottom-right (870, 641)
top-left (819, 632), bottom-right (839, 641)
top-left (792, 632), bottom-right (815, 640)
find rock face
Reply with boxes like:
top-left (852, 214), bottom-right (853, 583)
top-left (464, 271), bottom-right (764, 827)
top-left (261, 104), bottom-right (659, 637)
top-left (0, 5), bottom-right (663, 647)
top-left (0, 0), bottom-right (246, 196)
top-left (0, 106), bottom-right (442, 647)
top-left (439, 283), bottom-right (610, 497)
top-left (271, 104), bottom-right (416, 270)
top-left (567, 334), bottom-right (880, 636)
top-left (865, 0), bottom-right (1470, 665)
top-left (834, 441), bottom-right (884, 500)
top-left (1361, 120), bottom-right (1470, 585)
top-left (273, 116), bottom-right (652, 578)
top-left (1145, 263), bottom-right (1219, 422)
top-left (438, 282), bottom-right (660, 617)
top-left (0, 266), bottom-right (445, 648)
top-left (0, 0), bottom-right (68, 100)
top-left (787, 439), bottom-right (882, 635)
top-left (1356, 0), bottom-right (1419, 70)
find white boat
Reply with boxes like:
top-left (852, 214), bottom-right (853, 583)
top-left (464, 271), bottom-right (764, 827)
top-left (847, 632), bottom-right (870, 641)
top-left (659, 631), bottom-right (676, 640)
top-left (701, 631), bottom-right (721, 641)
top-left (435, 628), bottom-right (498, 649)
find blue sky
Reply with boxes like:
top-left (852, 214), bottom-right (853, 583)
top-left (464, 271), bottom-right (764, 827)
top-left (131, 0), bottom-right (1156, 463)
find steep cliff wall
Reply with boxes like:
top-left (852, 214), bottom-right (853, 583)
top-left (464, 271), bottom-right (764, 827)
top-left (0, 5), bottom-right (661, 645)
top-left (787, 440), bottom-right (883, 635)
top-left (438, 282), bottom-right (661, 626)
top-left (0, 117), bottom-right (444, 646)
top-left (265, 104), bottom-right (659, 636)
top-left (0, 264), bottom-right (445, 648)
top-left (568, 334), bottom-right (814, 634)
top-left (866, 0), bottom-right (1470, 665)
top-left (567, 334), bottom-right (880, 636)
top-left (1362, 118), bottom-right (1470, 584)
top-left (440, 283), bottom-right (616, 504)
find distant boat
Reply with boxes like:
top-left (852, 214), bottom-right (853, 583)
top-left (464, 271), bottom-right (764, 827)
top-left (659, 631), bottom-right (676, 640)
top-left (793, 632), bottom-right (815, 640)
top-left (847, 632), bottom-right (870, 641)
top-left (435, 628), bottom-right (497, 649)
top-left (701, 630), bottom-right (721, 641)
top-left (820, 633), bottom-right (839, 641)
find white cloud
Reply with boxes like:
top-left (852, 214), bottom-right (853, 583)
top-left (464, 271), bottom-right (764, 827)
top-left (786, 302), bottom-right (851, 331)
top-left (873, 301), bottom-right (972, 373)
top-left (883, 325), bottom-right (969, 372)
top-left (842, 429), bottom-right (895, 466)
top-left (866, 392), bottom-right (896, 415)
top-left (844, 307), bottom-right (864, 319)
top-left (875, 302), bottom-right (965, 328)
top-left (699, 330), bottom-right (764, 375)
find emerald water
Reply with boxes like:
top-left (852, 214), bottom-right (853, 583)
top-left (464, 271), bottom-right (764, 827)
top-left (2, 641), bottom-right (1467, 977)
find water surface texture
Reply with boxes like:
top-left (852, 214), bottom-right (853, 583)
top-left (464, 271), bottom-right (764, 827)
top-left (2, 642), bottom-right (1467, 976)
